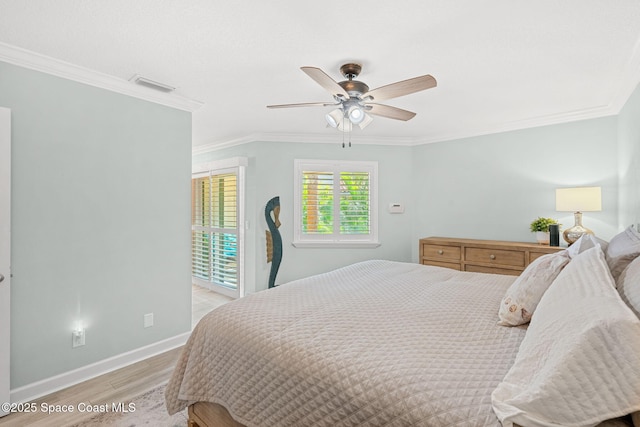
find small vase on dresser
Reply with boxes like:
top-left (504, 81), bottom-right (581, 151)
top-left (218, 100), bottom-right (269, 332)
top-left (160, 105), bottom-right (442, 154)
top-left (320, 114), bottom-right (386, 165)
top-left (535, 231), bottom-right (550, 245)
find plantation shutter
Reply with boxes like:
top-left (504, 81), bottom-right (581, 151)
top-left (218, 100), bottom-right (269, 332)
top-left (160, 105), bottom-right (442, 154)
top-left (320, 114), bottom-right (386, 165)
top-left (301, 171), bottom-right (333, 234)
top-left (295, 159), bottom-right (377, 247)
top-left (339, 171), bottom-right (370, 235)
top-left (191, 171), bottom-right (239, 290)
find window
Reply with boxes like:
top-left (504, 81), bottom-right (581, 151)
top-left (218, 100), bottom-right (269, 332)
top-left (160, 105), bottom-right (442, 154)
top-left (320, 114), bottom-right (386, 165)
top-left (293, 159), bottom-right (379, 248)
top-left (192, 158), bottom-right (246, 298)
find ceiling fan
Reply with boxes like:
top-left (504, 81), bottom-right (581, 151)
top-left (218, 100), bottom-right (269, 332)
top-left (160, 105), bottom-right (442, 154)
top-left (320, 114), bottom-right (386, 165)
top-left (267, 63), bottom-right (437, 132)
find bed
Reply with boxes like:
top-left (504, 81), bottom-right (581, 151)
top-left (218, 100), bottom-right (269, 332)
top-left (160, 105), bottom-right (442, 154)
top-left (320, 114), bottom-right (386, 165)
top-left (166, 230), bottom-right (640, 427)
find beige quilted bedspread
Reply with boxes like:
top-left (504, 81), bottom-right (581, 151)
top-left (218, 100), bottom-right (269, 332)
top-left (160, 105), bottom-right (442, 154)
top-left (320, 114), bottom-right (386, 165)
top-left (165, 260), bottom-right (526, 426)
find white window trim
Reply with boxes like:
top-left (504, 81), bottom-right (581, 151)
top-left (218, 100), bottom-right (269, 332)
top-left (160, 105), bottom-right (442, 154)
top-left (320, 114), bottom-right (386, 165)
top-left (293, 159), bottom-right (380, 249)
top-left (192, 156), bottom-right (248, 174)
top-left (192, 157), bottom-right (247, 298)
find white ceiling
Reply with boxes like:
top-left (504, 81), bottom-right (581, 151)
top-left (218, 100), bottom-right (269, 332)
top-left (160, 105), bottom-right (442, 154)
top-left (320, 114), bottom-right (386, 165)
top-left (1, 0), bottom-right (640, 150)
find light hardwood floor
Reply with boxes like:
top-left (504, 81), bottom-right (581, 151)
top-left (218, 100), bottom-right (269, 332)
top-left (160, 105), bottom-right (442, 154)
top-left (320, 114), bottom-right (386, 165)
top-left (192, 284), bottom-right (234, 327)
top-left (0, 285), bottom-right (232, 427)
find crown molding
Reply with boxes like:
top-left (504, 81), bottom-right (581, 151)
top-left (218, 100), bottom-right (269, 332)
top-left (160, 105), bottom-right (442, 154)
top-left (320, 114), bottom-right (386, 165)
top-left (416, 103), bottom-right (620, 145)
top-left (0, 42), bottom-right (203, 112)
top-left (192, 96), bottom-right (633, 155)
top-left (192, 132), bottom-right (422, 155)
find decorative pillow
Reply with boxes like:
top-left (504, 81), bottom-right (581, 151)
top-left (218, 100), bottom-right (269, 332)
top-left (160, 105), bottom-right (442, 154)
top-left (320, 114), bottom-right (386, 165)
top-left (492, 246), bottom-right (640, 427)
top-left (497, 252), bottom-right (570, 326)
top-left (566, 233), bottom-right (608, 258)
top-left (606, 225), bottom-right (640, 284)
top-left (618, 255), bottom-right (640, 318)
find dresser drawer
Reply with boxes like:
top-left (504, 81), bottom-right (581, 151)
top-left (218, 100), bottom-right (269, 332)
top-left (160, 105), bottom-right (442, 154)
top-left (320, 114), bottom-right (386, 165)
top-left (421, 244), bottom-right (461, 261)
top-left (465, 264), bottom-right (522, 276)
top-left (464, 247), bottom-right (525, 267)
top-left (422, 260), bottom-right (461, 271)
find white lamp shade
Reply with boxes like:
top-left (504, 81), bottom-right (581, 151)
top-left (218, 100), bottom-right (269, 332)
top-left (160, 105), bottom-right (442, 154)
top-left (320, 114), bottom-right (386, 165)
top-left (325, 109), bottom-right (342, 128)
top-left (358, 113), bottom-right (373, 130)
top-left (556, 187), bottom-right (602, 212)
top-left (348, 106), bottom-right (365, 124)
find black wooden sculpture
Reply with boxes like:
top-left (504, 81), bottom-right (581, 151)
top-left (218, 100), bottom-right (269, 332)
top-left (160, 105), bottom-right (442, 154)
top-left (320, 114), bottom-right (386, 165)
top-left (265, 196), bottom-right (282, 288)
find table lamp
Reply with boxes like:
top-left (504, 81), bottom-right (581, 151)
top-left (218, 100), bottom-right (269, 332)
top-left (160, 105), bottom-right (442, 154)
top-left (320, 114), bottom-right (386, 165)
top-left (555, 186), bottom-right (602, 245)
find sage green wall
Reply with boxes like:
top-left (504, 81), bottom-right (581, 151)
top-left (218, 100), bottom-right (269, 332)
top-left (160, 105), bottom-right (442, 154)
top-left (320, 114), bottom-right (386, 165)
top-left (410, 117), bottom-right (620, 260)
top-left (618, 82), bottom-right (640, 229)
top-left (0, 61), bottom-right (192, 388)
top-left (193, 141), bottom-right (414, 293)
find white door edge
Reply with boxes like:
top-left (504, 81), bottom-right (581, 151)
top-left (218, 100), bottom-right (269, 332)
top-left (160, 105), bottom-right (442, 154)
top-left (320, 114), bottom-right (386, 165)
top-left (0, 107), bottom-right (11, 416)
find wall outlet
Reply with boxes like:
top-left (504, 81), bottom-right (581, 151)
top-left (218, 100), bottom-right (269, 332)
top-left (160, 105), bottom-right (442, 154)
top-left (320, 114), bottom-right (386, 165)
top-left (144, 313), bottom-right (154, 328)
top-left (72, 329), bottom-right (85, 348)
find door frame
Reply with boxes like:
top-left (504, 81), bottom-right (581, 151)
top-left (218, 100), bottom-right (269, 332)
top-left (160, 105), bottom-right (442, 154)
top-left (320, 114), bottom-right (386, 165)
top-left (0, 107), bottom-right (11, 416)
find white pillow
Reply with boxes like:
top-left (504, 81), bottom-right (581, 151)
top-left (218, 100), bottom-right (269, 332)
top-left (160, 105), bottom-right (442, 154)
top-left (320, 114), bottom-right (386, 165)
top-left (618, 255), bottom-right (640, 318)
top-left (566, 233), bottom-right (608, 258)
top-left (606, 225), bottom-right (640, 283)
top-left (492, 246), bottom-right (640, 427)
top-left (497, 252), bottom-right (570, 326)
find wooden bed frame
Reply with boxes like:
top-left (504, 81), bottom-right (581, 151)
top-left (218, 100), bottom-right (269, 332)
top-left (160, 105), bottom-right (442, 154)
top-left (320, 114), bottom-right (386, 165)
top-left (188, 402), bottom-right (246, 427)
top-left (186, 402), bottom-right (633, 427)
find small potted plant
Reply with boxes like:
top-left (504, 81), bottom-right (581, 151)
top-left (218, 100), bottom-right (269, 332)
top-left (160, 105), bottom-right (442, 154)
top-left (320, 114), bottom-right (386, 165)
top-left (530, 217), bottom-right (559, 245)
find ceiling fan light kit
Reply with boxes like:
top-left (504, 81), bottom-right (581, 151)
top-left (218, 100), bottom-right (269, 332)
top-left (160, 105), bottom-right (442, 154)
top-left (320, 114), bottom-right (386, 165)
top-left (358, 112), bottom-right (374, 130)
top-left (267, 63), bottom-right (437, 141)
top-left (348, 105), bottom-right (365, 124)
top-left (325, 109), bottom-right (343, 128)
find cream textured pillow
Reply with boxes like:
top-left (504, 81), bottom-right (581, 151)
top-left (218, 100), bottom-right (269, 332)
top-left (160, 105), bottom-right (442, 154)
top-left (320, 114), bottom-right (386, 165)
top-left (497, 252), bottom-right (570, 326)
top-left (606, 225), bottom-right (640, 283)
top-left (492, 246), bottom-right (640, 427)
top-left (618, 255), bottom-right (640, 318)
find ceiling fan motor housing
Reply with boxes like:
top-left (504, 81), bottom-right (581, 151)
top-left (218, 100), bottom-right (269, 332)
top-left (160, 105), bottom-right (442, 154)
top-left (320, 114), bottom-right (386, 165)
top-left (338, 63), bottom-right (369, 98)
top-left (338, 80), bottom-right (369, 98)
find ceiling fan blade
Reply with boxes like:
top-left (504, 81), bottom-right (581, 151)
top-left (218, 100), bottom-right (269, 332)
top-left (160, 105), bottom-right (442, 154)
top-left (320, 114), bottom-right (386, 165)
top-left (267, 102), bottom-right (338, 109)
top-left (362, 75), bottom-right (436, 102)
top-left (301, 67), bottom-right (350, 99)
top-left (366, 103), bottom-right (416, 121)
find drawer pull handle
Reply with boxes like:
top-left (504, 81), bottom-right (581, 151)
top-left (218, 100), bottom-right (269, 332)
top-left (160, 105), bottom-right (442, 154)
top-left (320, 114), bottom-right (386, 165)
top-left (437, 250), bottom-right (444, 255)
top-left (489, 254), bottom-right (496, 260)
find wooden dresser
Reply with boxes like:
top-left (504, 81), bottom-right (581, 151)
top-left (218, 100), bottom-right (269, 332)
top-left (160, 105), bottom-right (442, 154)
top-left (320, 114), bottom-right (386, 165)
top-left (419, 237), bottom-right (564, 276)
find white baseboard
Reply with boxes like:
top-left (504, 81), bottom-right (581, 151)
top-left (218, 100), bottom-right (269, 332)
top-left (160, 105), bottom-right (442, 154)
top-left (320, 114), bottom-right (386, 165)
top-left (10, 332), bottom-right (190, 404)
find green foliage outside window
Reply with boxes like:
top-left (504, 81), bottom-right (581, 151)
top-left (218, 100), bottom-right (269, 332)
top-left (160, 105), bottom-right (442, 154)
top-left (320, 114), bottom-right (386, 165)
top-left (301, 171), bottom-right (370, 235)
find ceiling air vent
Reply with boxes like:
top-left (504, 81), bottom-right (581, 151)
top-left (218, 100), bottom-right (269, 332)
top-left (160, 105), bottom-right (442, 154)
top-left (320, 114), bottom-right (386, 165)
top-left (129, 74), bottom-right (175, 93)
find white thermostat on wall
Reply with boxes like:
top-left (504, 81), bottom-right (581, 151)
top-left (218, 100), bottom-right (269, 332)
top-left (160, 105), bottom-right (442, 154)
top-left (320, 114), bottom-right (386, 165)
top-left (388, 203), bottom-right (405, 214)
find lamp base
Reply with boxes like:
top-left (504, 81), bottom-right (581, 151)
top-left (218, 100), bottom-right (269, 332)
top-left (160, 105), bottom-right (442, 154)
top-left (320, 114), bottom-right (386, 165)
top-left (563, 212), bottom-right (593, 245)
